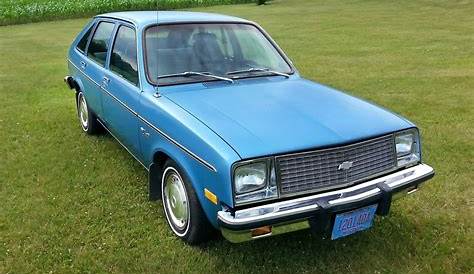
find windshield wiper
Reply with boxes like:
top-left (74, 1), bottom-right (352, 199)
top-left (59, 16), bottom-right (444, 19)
top-left (157, 71), bottom-right (234, 84)
top-left (226, 67), bottom-right (290, 78)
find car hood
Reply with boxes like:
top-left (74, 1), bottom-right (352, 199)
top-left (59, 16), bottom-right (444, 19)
top-left (164, 77), bottom-right (413, 159)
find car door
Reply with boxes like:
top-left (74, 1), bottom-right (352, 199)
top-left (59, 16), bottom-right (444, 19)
top-left (102, 23), bottom-right (141, 158)
top-left (72, 20), bottom-right (106, 118)
top-left (83, 20), bottom-right (116, 119)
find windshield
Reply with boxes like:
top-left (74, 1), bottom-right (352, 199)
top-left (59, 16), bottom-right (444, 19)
top-left (145, 23), bottom-right (292, 85)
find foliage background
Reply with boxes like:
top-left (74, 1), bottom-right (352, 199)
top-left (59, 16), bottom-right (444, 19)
top-left (0, 0), bottom-right (254, 25)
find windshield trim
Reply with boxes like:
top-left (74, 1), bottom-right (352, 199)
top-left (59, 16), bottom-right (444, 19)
top-left (142, 21), bottom-right (296, 87)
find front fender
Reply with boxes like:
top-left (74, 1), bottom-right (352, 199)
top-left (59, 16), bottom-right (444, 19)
top-left (147, 144), bottom-right (236, 228)
top-left (138, 90), bottom-right (241, 228)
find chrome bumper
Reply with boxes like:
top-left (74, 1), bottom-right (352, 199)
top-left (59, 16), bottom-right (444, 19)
top-left (218, 163), bottom-right (434, 243)
top-left (64, 76), bottom-right (75, 90)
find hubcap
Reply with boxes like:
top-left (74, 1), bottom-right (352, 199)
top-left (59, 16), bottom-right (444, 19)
top-left (79, 94), bottom-right (89, 130)
top-left (163, 169), bottom-right (189, 231)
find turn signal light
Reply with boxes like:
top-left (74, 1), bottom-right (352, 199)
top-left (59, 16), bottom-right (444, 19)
top-left (251, 226), bottom-right (272, 238)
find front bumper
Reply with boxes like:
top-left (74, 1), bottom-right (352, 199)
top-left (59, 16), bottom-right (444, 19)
top-left (217, 163), bottom-right (434, 243)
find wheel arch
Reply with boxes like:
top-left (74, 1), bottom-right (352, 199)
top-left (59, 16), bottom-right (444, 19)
top-left (69, 76), bottom-right (85, 105)
top-left (148, 150), bottom-right (170, 201)
top-left (147, 145), bottom-right (227, 228)
top-left (148, 149), bottom-right (200, 202)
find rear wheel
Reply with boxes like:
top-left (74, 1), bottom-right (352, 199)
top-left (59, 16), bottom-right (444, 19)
top-left (161, 160), bottom-right (215, 244)
top-left (77, 92), bottom-right (100, 135)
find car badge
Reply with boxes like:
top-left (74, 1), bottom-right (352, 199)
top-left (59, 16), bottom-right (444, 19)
top-left (338, 161), bottom-right (353, 171)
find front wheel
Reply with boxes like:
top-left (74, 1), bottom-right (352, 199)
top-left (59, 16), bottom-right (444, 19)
top-left (161, 160), bottom-right (215, 244)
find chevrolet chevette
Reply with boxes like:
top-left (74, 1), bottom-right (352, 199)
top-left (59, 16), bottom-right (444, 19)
top-left (65, 11), bottom-right (434, 244)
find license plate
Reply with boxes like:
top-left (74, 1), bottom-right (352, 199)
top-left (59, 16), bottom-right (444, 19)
top-left (331, 204), bottom-right (378, 240)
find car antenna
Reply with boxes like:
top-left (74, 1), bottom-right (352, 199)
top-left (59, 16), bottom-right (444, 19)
top-left (153, 0), bottom-right (161, 98)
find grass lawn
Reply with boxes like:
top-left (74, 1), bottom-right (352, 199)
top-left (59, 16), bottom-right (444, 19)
top-left (1, 0), bottom-right (473, 273)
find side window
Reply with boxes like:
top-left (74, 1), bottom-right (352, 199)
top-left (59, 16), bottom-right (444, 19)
top-left (87, 21), bottom-right (115, 66)
top-left (110, 26), bottom-right (139, 86)
top-left (76, 23), bottom-right (94, 53)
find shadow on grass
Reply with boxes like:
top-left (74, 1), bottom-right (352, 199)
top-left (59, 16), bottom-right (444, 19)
top-left (198, 212), bottom-right (420, 272)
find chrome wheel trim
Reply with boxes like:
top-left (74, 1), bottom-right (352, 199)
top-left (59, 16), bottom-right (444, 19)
top-left (78, 93), bottom-right (89, 131)
top-left (162, 167), bottom-right (190, 237)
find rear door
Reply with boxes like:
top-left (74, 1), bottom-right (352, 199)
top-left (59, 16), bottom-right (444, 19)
top-left (71, 21), bottom-right (104, 117)
top-left (102, 23), bottom-right (141, 158)
top-left (83, 20), bottom-right (116, 118)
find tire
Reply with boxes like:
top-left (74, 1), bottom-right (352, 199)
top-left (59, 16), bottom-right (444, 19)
top-left (161, 159), bottom-right (215, 244)
top-left (76, 92), bottom-right (100, 135)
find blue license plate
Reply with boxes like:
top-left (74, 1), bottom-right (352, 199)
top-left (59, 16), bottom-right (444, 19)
top-left (331, 204), bottom-right (378, 240)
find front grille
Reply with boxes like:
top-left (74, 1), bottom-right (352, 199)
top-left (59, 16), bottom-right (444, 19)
top-left (276, 135), bottom-right (396, 195)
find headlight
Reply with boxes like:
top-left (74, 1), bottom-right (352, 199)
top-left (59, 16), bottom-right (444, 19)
top-left (234, 162), bottom-right (267, 194)
top-left (395, 129), bottom-right (421, 167)
top-left (233, 160), bottom-right (278, 205)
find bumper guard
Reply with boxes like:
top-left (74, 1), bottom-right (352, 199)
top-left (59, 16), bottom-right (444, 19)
top-left (217, 163), bottom-right (434, 243)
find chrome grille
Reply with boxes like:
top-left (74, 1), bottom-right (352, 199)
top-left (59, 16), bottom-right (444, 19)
top-left (276, 135), bottom-right (396, 195)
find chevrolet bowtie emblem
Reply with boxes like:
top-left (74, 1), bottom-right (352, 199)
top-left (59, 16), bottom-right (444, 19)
top-left (338, 161), bottom-right (353, 171)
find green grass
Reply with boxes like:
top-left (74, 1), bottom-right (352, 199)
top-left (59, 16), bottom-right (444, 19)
top-left (1, 0), bottom-right (473, 273)
top-left (0, 0), bottom-right (254, 26)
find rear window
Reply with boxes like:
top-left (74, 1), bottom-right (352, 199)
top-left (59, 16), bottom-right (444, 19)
top-left (87, 21), bottom-right (115, 66)
top-left (76, 23), bottom-right (94, 53)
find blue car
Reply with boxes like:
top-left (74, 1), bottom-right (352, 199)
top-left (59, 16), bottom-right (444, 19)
top-left (65, 11), bottom-right (434, 244)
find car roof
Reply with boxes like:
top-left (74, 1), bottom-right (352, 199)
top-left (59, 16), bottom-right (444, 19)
top-left (97, 11), bottom-right (251, 26)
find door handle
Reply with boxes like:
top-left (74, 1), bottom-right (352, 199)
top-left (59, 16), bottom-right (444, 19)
top-left (102, 76), bottom-right (110, 87)
top-left (140, 127), bottom-right (150, 138)
top-left (80, 61), bottom-right (86, 69)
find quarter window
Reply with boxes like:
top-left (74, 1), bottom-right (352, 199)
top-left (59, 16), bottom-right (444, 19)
top-left (110, 26), bottom-right (139, 86)
top-left (76, 23), bottom-right (94, 53)
top-left (88, 21), bottom-right (115, 66)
